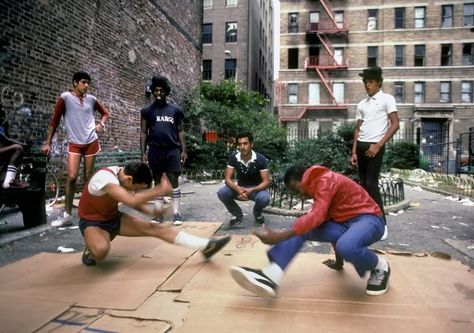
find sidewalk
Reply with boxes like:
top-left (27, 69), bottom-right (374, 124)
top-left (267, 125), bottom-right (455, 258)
top-left (0, 182), bottom-right (473, 268)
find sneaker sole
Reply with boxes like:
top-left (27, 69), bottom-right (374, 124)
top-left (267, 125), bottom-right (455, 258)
top-left (173, 221), bottom-right (183, 226)
top-left (51, 221), bottom-right (74, 228)
top-left (203, 236), bottom-right (231, 261)
top-left (230, 266), bottom-right (277, 298)
top-left (366, 285), bottom-right (389, 296)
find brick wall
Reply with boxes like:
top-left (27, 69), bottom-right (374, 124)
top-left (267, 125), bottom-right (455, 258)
top-left (0, 0), bottom-right (202, 187)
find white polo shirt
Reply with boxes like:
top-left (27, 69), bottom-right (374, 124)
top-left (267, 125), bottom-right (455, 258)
top-left (356, 90), bottom-right (397, 143)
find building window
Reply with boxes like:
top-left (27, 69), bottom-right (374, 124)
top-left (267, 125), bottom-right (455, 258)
top-left (288, 48), bottom-right (299, 69)
top-left (226, 0), bottom-right (237, 7)
top-left (414, 7), bottom-right (426, 28)
top-left (394, 45), bottom-right (405, 66)
top-left (462, 81), bottom-right (473, 102)
top-left (414, 82), bottom-right (425, 103)
top-left (225, 22), bottom-right (238, 42)
top-left (463, 43), bottom-right (474, 65)
top-left (204, 0), bottom-right (213, 9)
top-left (464, 3), bottom-right (474, 26)
top-left (414, 45), bottom-right (426, 66)
top-left (440, 82), bottom-right (451, 103)
top-left (333, 83), bottom-right (345, 104)
top-left (394, 7), bottom-right (405, 29)
top-left (202, 23), bottom-right (212, 44)
top-left (441, 5), bottom-right (453, 27)
top-left (288, 13), bottom-right (299, 33)
top-left (334, 11), bottom-right (344, 28)
top-left (225, 59), bottom-right (237, 79)
top-left (309, 11), bottom-right (319, 30)
top-left (288, 83), bottom-right (298, 104)
top-left (367, 46), bottom-right (378, 67)
top-left (367, 9), bottom-right (378, 31)
top-left (441, 44), bottom-right (452, 66)
top-left (202, 60), bottom-right (212, 80)
top-left (394, 82), bottom-right (405, 103)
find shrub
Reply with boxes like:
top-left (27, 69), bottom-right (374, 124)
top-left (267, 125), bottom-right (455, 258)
top-left (286, 133), bottom-right (354, 176)
top-left (384, 141), bottom-right (420, 170)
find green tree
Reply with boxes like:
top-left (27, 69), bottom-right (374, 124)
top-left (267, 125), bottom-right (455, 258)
top-left (183, 80), bottom-right (287, 171)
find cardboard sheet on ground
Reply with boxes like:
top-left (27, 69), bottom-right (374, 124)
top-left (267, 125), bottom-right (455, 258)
top-left (0, 222), bottom-right (221, 332)
top-left (173, 235), bottom-right (474, 333)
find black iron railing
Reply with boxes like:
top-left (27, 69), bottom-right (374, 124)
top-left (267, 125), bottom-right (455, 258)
top-left (269, 175), bottom-right (405, 211)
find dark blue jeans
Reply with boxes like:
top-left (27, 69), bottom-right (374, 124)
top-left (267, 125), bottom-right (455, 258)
top-left (217, 185), bottom-right (270, 218)
top-left (267, 214), bottom-right (385, 277)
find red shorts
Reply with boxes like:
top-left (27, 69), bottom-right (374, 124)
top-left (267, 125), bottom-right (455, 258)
top-left (68, 140), bottom-right (101, 157)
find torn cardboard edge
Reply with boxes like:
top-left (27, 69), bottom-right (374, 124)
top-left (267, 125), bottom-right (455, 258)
top-left (371, 248), bottom-right (452, 260)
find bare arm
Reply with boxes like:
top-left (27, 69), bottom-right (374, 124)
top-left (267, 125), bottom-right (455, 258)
top-left (351, 119), bottom-right (363, 166)
top-left (103, 181), bottom-right (172, 210)
top-left (224, 166), bottom-right (243, 194)
top-left (246, 170), bottom-right (270, 194)
top-left (140, 116), bottom-right (148, 162)
top-left (178, 124), bottom-right (187, 163)
top-left (42, 98), bottom-right (65, 154)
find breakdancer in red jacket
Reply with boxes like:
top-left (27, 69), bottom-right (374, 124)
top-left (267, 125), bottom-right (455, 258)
top-left (230, 165), bottom-right (390, 297)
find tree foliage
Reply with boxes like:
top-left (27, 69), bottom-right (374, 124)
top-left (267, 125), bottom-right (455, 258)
top-left (183, 80), bottom-right (287, 171)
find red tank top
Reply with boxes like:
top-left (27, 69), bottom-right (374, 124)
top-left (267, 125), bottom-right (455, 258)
top-left (78, 168), bottom-right (120, 221)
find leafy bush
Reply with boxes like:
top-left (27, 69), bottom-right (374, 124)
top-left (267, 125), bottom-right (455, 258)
top-left (336, 122), bottom-right (356, 152)
top-left (286, 133), bottom-right (354, 176)
top-left (384, 141), bottom-right (420, 170)
top-left (183, 80), bottom-right (287, 171)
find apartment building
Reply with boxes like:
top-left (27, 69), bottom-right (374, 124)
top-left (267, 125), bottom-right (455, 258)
top-left (202, 0), bottom-right (275, 106)
top-left (277, 0), bottom-right (474, 144)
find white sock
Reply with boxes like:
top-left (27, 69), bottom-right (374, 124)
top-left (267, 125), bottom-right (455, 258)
top-left (172, 187), bottom-right (181, 214)
top-left (375, 256), bottom-right (389, 271)
top-left (2, 165), bottom-right (18, 188)
top-left (64, 211), bottom-right (72, 218)
top-left (261, 262), bottom-right (284, 285)
top-left (174, 231), bottom-right (209, 250)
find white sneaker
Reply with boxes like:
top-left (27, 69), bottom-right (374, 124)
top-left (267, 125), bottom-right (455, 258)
top-left (380, 225), bottom-right (388, 241)
top-left (51, 212), bottom-right (74, 227)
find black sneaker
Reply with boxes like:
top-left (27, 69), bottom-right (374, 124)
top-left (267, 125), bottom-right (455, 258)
top-left (230, 266), bottom-right (278, 298)
top-left (82, 247), bottom-right (96, 266)
top-left (255, 215), bottom-right (265, 225)
top-left (173, 213), bottom-right (183, 226)
top-left (152, 215), bottom-right (164, 224)
top-left (229, 215), bottom-right (243, 226)
top-left (366, 264), bottom-right (391, 296)
top-left (201, 235), bottom-right (231, 260)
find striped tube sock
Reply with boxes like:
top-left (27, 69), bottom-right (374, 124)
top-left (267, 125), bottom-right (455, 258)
top-left (172, 187), bottom-right (181, 215)
top-left (2, 165), bottom-right (18, 189)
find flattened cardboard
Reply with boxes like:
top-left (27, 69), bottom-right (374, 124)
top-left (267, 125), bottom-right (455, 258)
top-left (87, 314), bottom-right (170, 333)
top-left (174, 235), bottom-right (474, 333)
top-left (109, 291), bottom-right (189, 329)
top-left (0, 222), bottom-right (221, 332)
top-left (36, 307), bottom-right (104, 333)
top-left (0, 295), bottom-right (70, 333)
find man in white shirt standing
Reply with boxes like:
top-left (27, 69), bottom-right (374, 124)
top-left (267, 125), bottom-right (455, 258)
top-left (351, 66), bottom-right (399, 241)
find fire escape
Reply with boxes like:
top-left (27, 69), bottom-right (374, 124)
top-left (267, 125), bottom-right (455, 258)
top-left (306, 0), bottom-right (348, 108)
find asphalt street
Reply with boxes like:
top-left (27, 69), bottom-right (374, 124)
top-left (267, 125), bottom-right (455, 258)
top-left (0, 182), bottom-right (473, 269)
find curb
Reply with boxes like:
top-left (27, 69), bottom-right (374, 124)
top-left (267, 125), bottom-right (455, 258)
top-left (403, 180), bottom-right (468, 198)
top-left (263, 198), bottom-right (411, 217)
top-left (0, 223), bottom-right (52, 246)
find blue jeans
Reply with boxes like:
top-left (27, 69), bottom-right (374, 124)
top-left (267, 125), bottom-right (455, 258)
top-left (217, 185), bottom-right (270, 218)
top-left (267, 214), bottom-right (385, 277)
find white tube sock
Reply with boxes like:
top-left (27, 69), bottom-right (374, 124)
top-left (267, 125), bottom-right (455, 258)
top-left (154, 197), bottom-right (164, 212)
top-left (174, 231), bottom-right (209, 250)
top-left (375, 256), bottom-right (389, 271)
top-left (261, 262), bottom-right (284, 285)
top-left (2, 165), bottom-right (18, 189)
top-left (172, 187), bottom-right (181, 214)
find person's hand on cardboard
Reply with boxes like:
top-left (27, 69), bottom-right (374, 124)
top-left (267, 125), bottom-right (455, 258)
top-left (254, 225), bottom-right (295, 245)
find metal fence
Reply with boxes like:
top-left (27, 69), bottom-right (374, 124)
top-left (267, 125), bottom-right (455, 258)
top-left (268, 175), bottom-right (405, 212)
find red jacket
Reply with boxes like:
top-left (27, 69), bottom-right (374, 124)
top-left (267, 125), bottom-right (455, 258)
top-left (293, 166), bottom-right (383, 235)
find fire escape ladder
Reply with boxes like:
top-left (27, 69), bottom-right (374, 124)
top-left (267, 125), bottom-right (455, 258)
top-left (319, 0), bottom-right (338, 28)
top-left (317, 33), bottom-right (336, 64)
top-left (314, 67), bottom-right (337, 105)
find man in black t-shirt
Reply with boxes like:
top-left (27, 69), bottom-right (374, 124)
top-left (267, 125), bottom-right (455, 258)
top-left (140, 75), bottom-right (187, 226)
top-left (217, 132), bottom-right (271, 226)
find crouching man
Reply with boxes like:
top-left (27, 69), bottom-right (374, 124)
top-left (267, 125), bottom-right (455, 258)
top-left (230, 165), bottom-right (389, 297)
top-left (78, 161), bottom-right (230, 266)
